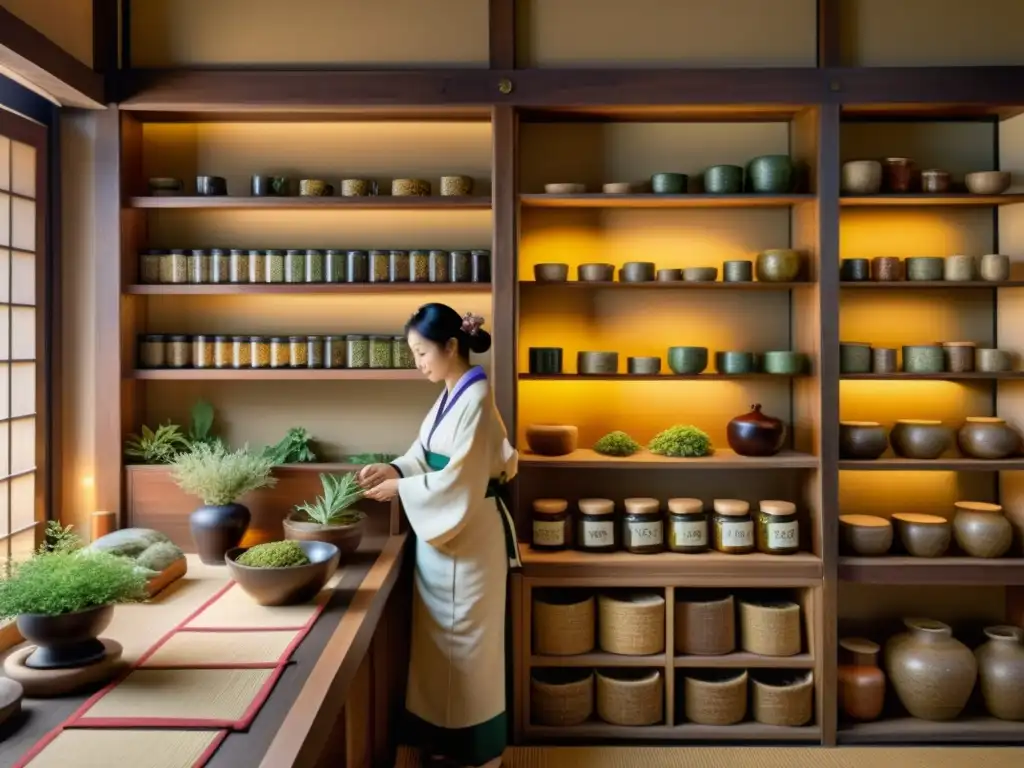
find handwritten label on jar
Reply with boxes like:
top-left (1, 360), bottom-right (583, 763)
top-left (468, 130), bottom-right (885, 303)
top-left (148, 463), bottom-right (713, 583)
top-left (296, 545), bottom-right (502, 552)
top-left (532, 520), bottom-right (565, 547)
top-left (767, 521), bottom-right (799, 550)
top-left (627, 521), bottom-right (664, 548)
top-left (720, 520), bottom-right (753, 548)
top-left (672, 520), bottom-right (706, 547)
top-left (579, 520), bottom-right (614, 547)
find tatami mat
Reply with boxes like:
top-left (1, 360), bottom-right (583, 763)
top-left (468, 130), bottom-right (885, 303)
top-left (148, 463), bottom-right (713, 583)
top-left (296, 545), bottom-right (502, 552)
top-left (140, 628), bottom-right (302, 668)
top-left (182, 583), bottom-right (328, 630)
top-left (17, 728), bottom-right (226, 768)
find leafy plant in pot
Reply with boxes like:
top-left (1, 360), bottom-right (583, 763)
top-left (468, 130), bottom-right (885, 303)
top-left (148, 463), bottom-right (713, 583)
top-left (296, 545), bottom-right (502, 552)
top-left (284, 472), bottom-right (367, 558)
top-left (171, 442), bottom-right (277, 565)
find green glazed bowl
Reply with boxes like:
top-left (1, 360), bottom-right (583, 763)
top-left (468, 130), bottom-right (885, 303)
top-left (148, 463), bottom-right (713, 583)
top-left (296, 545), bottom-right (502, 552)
top-left (902, 345), bottom-right (945, 374)
top-left (704, 164), bottom-right (744, 194)
top-left (763, 351), bottom-right (809, 375)
top-left (905, 257), bottom-right (944, 282)
top-left (747, 155), bottom-right (793, 193)
top-left (668, 346), bottom-right (709, 375)
top-left (651, 173), bottom-right (688, 194)
top-left (756, 249), bottom-right (803, 282)
top-left (715, 351), bottom-right (756, 374)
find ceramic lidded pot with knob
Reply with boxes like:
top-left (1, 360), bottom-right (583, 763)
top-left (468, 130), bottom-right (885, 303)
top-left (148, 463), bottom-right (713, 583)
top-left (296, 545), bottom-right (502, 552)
top-left (952, 501), bottom-right (1012, 558)
top-left (838, 637), bottom-right (886, 722)
top-left (889, 419), bottom-right (953, 460)
top-left (975, 625), bottom-right (1024, 721)
top-left (957, 417), bottom-right (1022, 460)
top-left (726, 404), bottom-right (786, 457)
top-left (839, 421), bottom-right (889, 460)
top-left (885, 618), bottom-right (977, 722)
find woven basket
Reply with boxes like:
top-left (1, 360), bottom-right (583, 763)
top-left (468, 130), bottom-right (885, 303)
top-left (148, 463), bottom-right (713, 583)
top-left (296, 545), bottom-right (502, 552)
top-left (751, 670), bottom-right (813, 727)
top-left (531, 668), bottom-right (594, 726)
top-left (598, 592), bottom-right (665, 656)
top-left (596, 668), bottom-right (663, 726)
top-left (533, 590), bottom-right (595, 656)
top-left (683, 669), bottom-right (748, 726)
top-left (738, 599), bottom-right (801, 657)
top-left (674, 592), bottom-right (735, 655)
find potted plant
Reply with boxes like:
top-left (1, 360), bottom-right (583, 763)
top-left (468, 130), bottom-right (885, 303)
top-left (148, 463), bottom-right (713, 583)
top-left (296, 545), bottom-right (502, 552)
top-left (0, 527), bottom-right (148, 669)
top-left (170, 442), bottom-right (277, 565)
top-left (284, 472), bottom-right (367, 558)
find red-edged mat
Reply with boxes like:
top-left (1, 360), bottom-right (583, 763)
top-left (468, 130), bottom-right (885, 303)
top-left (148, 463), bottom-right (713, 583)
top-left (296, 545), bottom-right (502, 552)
top-left (13, 728), bottom-right (229, 768)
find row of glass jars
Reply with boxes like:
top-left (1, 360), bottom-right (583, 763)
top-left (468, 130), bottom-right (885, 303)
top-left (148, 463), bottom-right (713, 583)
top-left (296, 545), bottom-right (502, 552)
top-left (531, 497), bottom-right (800, 556)
top-left (140, 248), bottom-right (492, 285)
top-left (138, 334), bottom-right (415, 370)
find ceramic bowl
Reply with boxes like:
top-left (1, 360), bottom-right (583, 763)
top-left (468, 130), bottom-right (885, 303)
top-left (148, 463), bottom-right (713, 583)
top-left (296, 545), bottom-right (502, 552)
top-left (839, 421), bottom-right (889, 460)
top-left (668, 346), bottom-right (709, 375)
top-left (902, 345), bottom-right (945, 374)
top-left (715, 351), bottom-right (756, 375)
top-left (839, 514), bottom-right (894, 556)
top-left (747, 155), bottom-right (793, 193)
top-left (977, 348), bottom-right (1013, 372)
top-left (890, 419), bottom-right (953, 460)
top-left (525, 424), bottom-right (579, 456)
top-left (651, 173), bottom-right (688, 194)
top-left (958, 417), bottom-right (1022, 460)
top-left (840, 343), bottom-right (872, 374)
top-left (602, 182), bottom-right (635, 194)
top-left (762, 351), bottom-right (808, 375)
top-left (196, 175), bottom-right (227, 196)
top-left (225, 541), bottom-right (340, 606)
top-left (841, 160), bottom-right (883, 195)
top-left (840, 258), bottom-right (870, 282)
top-left (544, 182), bottom-right (586, 194)
top-left (704, 165), bottom-right (744, 194)
top-left (534, 263), bottom-right (569, 282)
top-left (628, 356), bottom-right (662, 375)
top-left (683, 267), bottom-right (718, 282)
top-left (620, 262), bottom-right (656, 282)
top-left (965, 171), bottom-right (1011, 195)
top-left (578, 351), bottom-right (619, 375)
top-left (657, 268), bottom-right (683, 282)
top-left (578, 263), bottom-right (615, 282)
top-left (979, 253), bottom-right (1011, 282)
top-left (756, 249), bottom-right (802, 282)
top-left (905, 257), bottom-right (944, 282)
top-left (891, 513), bottom-right (951, 558)
top-left (944, 254), bottom-right (975, 282)
top-left (723, 261), bottom-right (753, 282)
top-left (528, 347), bottom-right (563, 375)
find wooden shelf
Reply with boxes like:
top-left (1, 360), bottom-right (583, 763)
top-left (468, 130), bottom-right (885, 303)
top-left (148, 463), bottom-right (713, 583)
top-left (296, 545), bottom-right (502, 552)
top-left (126, 283), bottom-right (490, 295)
top-left (839, 457), bottom-right (1024, 471)
top-left (519, 280), bottom-right (810, 290)
top-left (839, 556), bottom-right (1024, 585)
top-left (841, 194), bottom-right (1024, 207)
top-left (130, 369), bottom-right (424, 381)
top-left (841, 372), bottom-right (1024, 381)
top-left (838, 717), bottom-right (1024, 744)
top-left (520, 373), bottom-right (806, 381)
top-left (525, 722), bottom-right (822, 742)
top-left (520, 193), bottom-right (814, 209)
top-left (128, 195), bottom-right (492, 210)
top-left (521, 449), bottom-right (818, 470)
top-left (841, 280), bottom-right (1024, 289)
top-left (530, 653), bottom-right (666, 668)
top-left (673, 653), bottom-right (814, 669)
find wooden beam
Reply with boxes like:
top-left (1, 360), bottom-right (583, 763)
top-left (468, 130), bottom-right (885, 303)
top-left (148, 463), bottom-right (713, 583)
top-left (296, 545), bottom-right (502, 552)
top-left (92, 0), bottom-right (119, 79)
top-left (489, 0), bottom-right (516, 69)
top-left (491, 105), bottom-right (517, 436)
top-left (817, 0), bottom-right (841, 68)
top-left (0, 7), bottom-right (104, 108)
top-left (832, 66), bottom-right (1024, 106)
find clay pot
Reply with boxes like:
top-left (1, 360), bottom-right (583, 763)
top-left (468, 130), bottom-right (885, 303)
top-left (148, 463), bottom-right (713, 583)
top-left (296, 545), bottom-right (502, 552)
top-left (952, 501), bottom-right (1012, 558)
top-left (885, 618), bottom-right (977, 721)
top-left (621, 262), bottom-right (656, 282)
top-left (839, 421), bottom-right (889, 460)
top-left (657, 268), bottom-right (682, 282)
top-left (525, 424), bottom-right (578, 456)
top-left (905, 257), bottom-right (944, 282)
top-left (838, 637), bottom-right (886, 722)
top-left (892, 513), bottom-right (951, 558)
top-left (667, 346), bottom-right (709, 375)
top-left (965, 171), bottom-right (1011, 195)
top-left (747, 155), bottom-right (793, 193)
top-left (889, 420), bottom-right (953, 460)
top-left (839, 514), bottom-right (893, 556)
top-left (191, 503), bottom-right (251, 565)
top-left (683, 267), bottom-right (718, 282)
top-left (841, 160), bottom-right (883, 195)
top-left (902, 345), bottom-right (944, 374)
top-left (704, 164), bottom-right (744, 194)
top-left (723, 260), bottom-right (753, 282)
top-left (17, 604), bottom-right (114, 670)
top-left (534, 263), bottom-right (569, 282)
top-left (975, 625), bottom-right (1024, 721)
top-left (578, 263), bottom-right (615, 282)
top-left (958, 417), bottom-right (1021, 460)
top-left (979, 253), bottom-right (1011, 282)
top-left (755, 249), bottom-right (802, 282)
top-left (727, 404), bottom-right (786, 457)
top-left (871, 256), bottom-right (903, 282)
top-left (882, 158), bottom-right (914, 193)
top-left (840, 343), bottom-right (872, 374)
top-left (283, 512), bottom-right (365, 560)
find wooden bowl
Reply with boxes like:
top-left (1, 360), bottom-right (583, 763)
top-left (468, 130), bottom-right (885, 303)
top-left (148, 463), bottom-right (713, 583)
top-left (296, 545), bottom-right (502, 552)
top-left (545, 183), bottom-right (586, 194)
top-left (965, 171), bottom-right (1011, 195)
top-left (225, 540), bottom-right (340, 606)
top-left (525, 424), bottom-right (579, 456)
top-left (839, 514), bottom-right (893, 556)
top-left (891, 513), bottom-right (951, 558)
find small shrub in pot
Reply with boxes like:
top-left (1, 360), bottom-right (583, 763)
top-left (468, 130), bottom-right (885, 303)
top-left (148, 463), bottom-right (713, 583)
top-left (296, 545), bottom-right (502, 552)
top-left (284, 472), bottom-right (367, 558)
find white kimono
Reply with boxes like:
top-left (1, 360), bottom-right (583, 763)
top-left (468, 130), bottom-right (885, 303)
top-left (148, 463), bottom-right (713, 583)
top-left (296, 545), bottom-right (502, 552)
top-left (391, 367), bottom-right (519, 766)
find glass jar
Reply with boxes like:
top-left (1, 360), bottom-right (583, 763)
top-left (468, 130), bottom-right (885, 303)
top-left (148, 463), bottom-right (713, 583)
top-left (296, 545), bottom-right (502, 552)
top-left (161, 250), bottom-right (188, 284)
top-left (166, 335), bottom-right (191, 369)
top-left (139, 334), bottom-right (166, 368)
top-left (325, 250), bottom-right (345, 283)
top-left (712, 499), bottom-right (755, 555)
top-left (307, 335), bottom-right (324, 368)
top-left (265, 250), bottom-right (285, 283)
top-left (139, 250), bottom-right (162, 284)
top-left (392, 335), bottom-right (414, 369)
top-left (209, 248), bottom-right (229, 283)
top-left (213, 335), bottom-right (232, 368)
top-left (229, 249), bottom-right (249, 283)
top-left (410, 250), bottom-right (430, 282)
top-left (756, 500), bottom-right (799, 556)
top-left (289, 336), bottom-right (309, 367)
top-left (231, 335), bottom-right (251, 368)
top-left (269, 337), bottom-right (290, 368)
top-left (429, 250), bottom-right (449, 282)
top-left (621, 497), bottom-right (664, 554)
top-left (576, 498), bottom-right (616, 553)
top-left (187, 249), bottom-right (209, 284)
top-left (324, 335), bottom-right (346, 368)
top-left (305, 249), bottom-right (325, 283)
top-left (389, 250), bottom-right (410, 282)
top-left (450, 250), bottom-right (472, 283)
top-left (471, 249), bottom-right (492, 283)
top-left (192, 335), bottom-right (214, 369)
top-left (346, 250), bottom-right (369, 283)
top-left (347, 335), bottom-right (369, 368)
top-left (369, 250), bottom-right (389, 283)
top-left (250, 336), bottom-right (271, 368)
top-left (369, 335), bottom-right (392, 368)
top-left (532, 499), bottom-right (570, 551)
top-left (248, 250), bottom-right (266, 283)
top-left (285, 250), bottom-right (305, 283)
top-left (667, 498), bottom-right (708, 554)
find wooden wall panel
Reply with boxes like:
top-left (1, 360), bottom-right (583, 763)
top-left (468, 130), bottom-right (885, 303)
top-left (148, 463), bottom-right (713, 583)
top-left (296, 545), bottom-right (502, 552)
top-left (0, 0), bottom-right (92, 67)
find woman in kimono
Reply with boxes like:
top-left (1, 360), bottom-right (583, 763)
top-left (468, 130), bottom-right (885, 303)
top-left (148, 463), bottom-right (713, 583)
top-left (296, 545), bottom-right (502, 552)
top-left (359, 303), bottom-right (520, 768)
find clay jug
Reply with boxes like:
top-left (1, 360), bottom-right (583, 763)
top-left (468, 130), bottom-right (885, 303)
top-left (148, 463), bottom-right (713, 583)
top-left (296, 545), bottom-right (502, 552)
top-left (884, 618), bottom-right (977, 721)
top-left (975, 625), bottom-right (1024, 721)
top-left (726, 404), bottom-right (786, 457)
top-left (837, 637), bottom-right (886, 722)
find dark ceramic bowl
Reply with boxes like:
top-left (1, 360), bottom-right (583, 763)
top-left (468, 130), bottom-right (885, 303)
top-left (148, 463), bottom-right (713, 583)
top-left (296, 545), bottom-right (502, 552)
top-left (890, 420), bottom-right (953, 460)
top-left (534, 263), bottom-right (569, 282)
top-left (747, 155), bottom-right (793, 193)
top-left (668, 346), bottom-right (708, 375)
top-left (196, 175), bottom-right (227, 196)
top-left (226, 541), bottom-right (340, 606)
top-left (651, 173), bottom-right (688, 194)
top-left (620, 262), bottom-right (656, 282)
top-left (839, 421), bottom-right (889, 460)
top-left (704, 165), bottom-right (744, 194)
top-left (529, 347), bottom-right (563, 374)
top-left (17, 604), bottom-right (114, 669)
top-left (578, 263), bottom-right (614, 282)
top-left (715, 351), bottom-right (756, 374)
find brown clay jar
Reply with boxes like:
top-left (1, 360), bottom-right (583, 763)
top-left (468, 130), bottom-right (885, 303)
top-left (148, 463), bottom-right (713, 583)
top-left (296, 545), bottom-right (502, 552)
top-left (975, 625), bottom-right (1024, 721)
top-left (952, 501), bottom-right (1012, 559)
top-left (884, 618), bottom-right (977, 721)
top-left (838, 637), bottom-right (886, 722)
top-left (882, 157), bottom-right (914, 193)
top-left (957, 417), bottom-right (1022, 460)
top-left (871, 257), bottom-right (903, 282)
top-left (726, 404), bottom-right (786, 457)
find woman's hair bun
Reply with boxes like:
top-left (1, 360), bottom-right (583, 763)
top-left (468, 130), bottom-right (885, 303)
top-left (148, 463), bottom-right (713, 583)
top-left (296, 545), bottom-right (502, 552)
top-left (466, 329), bottom-right (492, 355)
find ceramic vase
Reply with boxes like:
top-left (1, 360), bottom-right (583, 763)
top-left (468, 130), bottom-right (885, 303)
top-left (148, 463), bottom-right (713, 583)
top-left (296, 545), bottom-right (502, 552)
top-left (190, 503), bottom-right (251, 565)
top-left (957, 417), bottom-right (1021, 460)
top-left (726, 404), bottom-right (786, 457)
top-left (838, 637), bottom-right (886, 722)
top-left (885, 618), bottom-right (977, 721)
top-left (952, 502), bottom-right (1012, 558)
top-left (975, 625), bottom-right (1024, 721)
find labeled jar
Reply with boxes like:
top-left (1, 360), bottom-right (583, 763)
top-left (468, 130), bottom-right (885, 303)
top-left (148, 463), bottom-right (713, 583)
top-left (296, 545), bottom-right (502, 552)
top-left (756, 500), bottom-right (799, 555)
top-left (450, 250), bottom-right (472, 283)
top-left (187, 249), bottom-right (209, 284)
top-left (389, 250), bottom-right (410, 282)
top-left (325, 250), bottom-right (345, 283)
top-left (166, 335), bottom-right (190, 369)
top-left (346, 250), bottom-right (369, 283)
top-left (250, 336), bottom-right (271, 368)
top-left (139, 250), bottom-right (162, 284)
top-left (347, 335), bottom-right (369, 368)
top-left (213, 335), bottom-right (233, 368)
top-left (192, 335), bottom-right (214, 368)
top-left (269, 336), bottom-right (290, 368)
top-left (410, 250), bottom-right (430, 282)
top-left (289, 336), bottom-right (309, 367)
top-left (667, 497), bottom-right (708, 554)
top-left (369, 335), bottom-right (392, 368)
top-left (229, 249), bottom-right (249, 283)
top-left (231, 335), bottom-right (251, 368)
top-left (576, 498), bottom-right (616, 553)
top-left (429, 250), bottom-right (449, 282)
top-left (285, 250), bottom-right (305, 283)
top-left (305, 249), bottom-right (325, 283)
top-left (471, 249), bottom-right (492, 283)
top-left (248, 250), bottom-right (266, 283)
top-left (369, 250), bottom-right (389, 283)
top-left (622, 497), bottom-right (665, 554)
top-left (392, 335), bottom-right (414, 368)
top-left (307, 335), bottom-right (324, 368)
top-left (532, 499), bottom-right (570, 551)
top-left (161, 250), bottom-right (188, 284)
top-left (712, 499), bottom-right (755, 555)
top-left (139, 334), bottom-right (166, 368)
top-left (265, 250), bottom-right (285, 283)
top-left (209, 249), bottom-right (229, 283)
top-left (324, 335), bottom-right (346, 368)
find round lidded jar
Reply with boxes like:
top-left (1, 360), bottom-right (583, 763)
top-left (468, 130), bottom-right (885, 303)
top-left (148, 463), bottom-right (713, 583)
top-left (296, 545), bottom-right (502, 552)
top-left (248, 250), bottom-right (266, 283)
top-left (305, 249), bottom-right (325, 283)
top-left (166, 335), bottom-right (191, 368)
top-left (161, 249), bottom-right (188, 284)
top-left (576, 498), bottom-right (616, 553)
top-left (347, 335), bottom-right (370, 368)
top-left (269, 336), bottom-right (290, 368)
top-left (139, 249), bottom-right (163, 284)
top-left (712, 499), bottom-right (754, 554)
top-left (139, 334), bottom-right (166, 369)
top-left (668, 497), bottom-right (708, 554)
top-left (209, 248), bottom-right (229, 283)
top-left (231, 335), bottom-right (251, 368)
top-left (285, 250), bottom-right (305, 283)
top-left (369, 335), bottom-right (392, 368)
top-left (250, 336), bottom-right (271, 368)
top-left (756, 500), bottom-right (799, 555)
top-left (621, 497), bottom-right (664, 554)
top-left (213, 335), bottom-right (232, 368)
top-left (192, 335), bottom-right (214, 369)
top-left (265, 250), bottom-right (285, 283)
top-left (532, 498), bottom-right (570, 551)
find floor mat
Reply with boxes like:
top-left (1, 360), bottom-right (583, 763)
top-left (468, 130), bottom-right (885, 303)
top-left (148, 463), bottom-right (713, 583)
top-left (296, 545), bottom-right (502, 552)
top-left (15, 728), bottom-right (227, 768)
top-left (182, 582), bottom-right (329, 631)
top-left (140, 628), bottom-right (303, 669)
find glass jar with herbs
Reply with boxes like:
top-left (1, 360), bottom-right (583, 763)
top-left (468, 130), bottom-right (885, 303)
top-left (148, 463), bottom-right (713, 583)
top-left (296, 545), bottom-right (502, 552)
top-left (449, 250), bottom-right (472, 283)
top-left (229, 249), bottom-right (249, 283)
top-left (248, 250), bottom-right (266, 284)
top-left (139, 334), bottom-right (166, 368)
top-left (346, 250), bottom-right (369, 283)
top-left (429, 250), bottom-right (449, 282)
top-left (305, 249), bottom-right (325, 283)
top-left (667, 497), bottom-right (708, 554)
top-left (389, 250), bottom-right (410, 282)
top-left (324, 335), bottom-right (346, 368)
top-left (471, 250), bottom-right (491, 283)
top-left (325, 250), bottom-right (345, 283)
top-left (392, 336), bottom-right (414, 369)
top-left (250, 336), bottom-right (271, 368)
top-left (369, 250), bottom-right (389, 283)
top-left (269, 337), bottom-right (290, 368)
top-left (756, 500), bottom-right (800, 556)
top-left (712, 499), bottom-right (755, 555)
top-left (576, 497), bottom-right (616, 553)
top-left (347, 335), bottom-right (370, 368)
top-left (161, 250), bottom-right (188, 284)
top-left (209, 249), bottom-right (230, 284)
top-left (166, 335), bottom-right (191, 369)
top-left (289, 336), bottom-right (309, 367)
top-left (621, 497), bottom-right (664, 554)
top-left (231, 335), bottom-right (252, 368)
top-left (369, 335), bottom-right (393, 368)
top-left (213, 335), bottom-right (233, 368)
top-left (307, 335), bottom-right (324, 368)
top-left (186, 249), bottom-right (209, 284)
top-left (531, 499), bottom-right (570, 551)
top-left (285, 250), bottom-right (305, 283)
top-left (409, 250), bottom-right (430, 282)
top-left (139, 250), bottom-right (162, 284)
top-left (265, 250), bottom-right (285, 283)
top-left (192, 335), bottom-right (215, 369)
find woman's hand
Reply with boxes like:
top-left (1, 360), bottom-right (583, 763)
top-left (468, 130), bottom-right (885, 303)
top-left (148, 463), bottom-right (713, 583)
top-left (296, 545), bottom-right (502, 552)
top-left (357, 462), bottom-right (398, 489)
top-left (363, 478), bottom-right (399, 502)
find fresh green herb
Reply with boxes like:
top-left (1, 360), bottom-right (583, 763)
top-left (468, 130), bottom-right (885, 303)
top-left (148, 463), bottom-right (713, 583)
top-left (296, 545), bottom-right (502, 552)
top-left (593, 431), bottom-right (642, 457)
top-left (171, 442), bottom-right (277, 506)
top-left (236, 540), bottom-right (310, 568)
top-left (187, 399), bottom-right (219, 449)
top-left (263, 427), bottom-right (317, 465)
top-left (346, 452), bottom-right (398, 464)
top-left (40, 521), bottom-right (84, 554)
top-left (294, 473), bottom-right (367, 526)
top-left (125, 422), bottom-right (190, 464)
top-left (648, 425), bottom-right (714, 458)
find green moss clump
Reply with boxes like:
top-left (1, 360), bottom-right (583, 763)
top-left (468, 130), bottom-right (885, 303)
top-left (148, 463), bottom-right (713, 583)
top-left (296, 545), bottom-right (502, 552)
top-left (135, 541), bottom-right (185, 573)
top-left (648, 425), bottom-right (713, 458)
top-left (593, 431), bottom-right (642, 457)
top-left (236, 540), bottom-right (310, 568)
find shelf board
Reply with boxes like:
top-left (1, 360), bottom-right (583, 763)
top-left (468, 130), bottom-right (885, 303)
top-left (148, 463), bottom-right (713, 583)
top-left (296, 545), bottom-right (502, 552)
top-left (130, 369), bottom-right (424, 381)
top-left (126, 283), bottom-right (490, 295)
top-left (841, 194), bottom-right (1024, 207)
top-left (128, 195), bottom-right (492, 210)
top-left (839, 556), bottom-right (1024, 585)
top-left (673, 653), bottom-right (814, 669)
top-left (841, 280), bottom-right (1024, 289)
top-left (839, 457), bottom-right (1024, 471)
top-left (530, 653), bottom-right (666, 668)
top-left (127, 462), bottom-right (385, 473)
top-left (519, 373), bottom-right (806, 381)
top-left (838, 717), bottom-right (1024, 744)
top-left (520, 193), bottom-right (814, 209)
top-left (525, 722), bottom-right (821, 743)
top-left (520, 280), bottom-right (810, 290)
top-left (842, 372), bottom-right (1024, 381)
top-left (521, 449), bottom-right (818, 470)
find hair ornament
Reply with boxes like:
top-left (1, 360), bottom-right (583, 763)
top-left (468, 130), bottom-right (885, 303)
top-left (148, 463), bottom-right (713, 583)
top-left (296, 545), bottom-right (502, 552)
top-left (461, 312), bottom-right (485, 336)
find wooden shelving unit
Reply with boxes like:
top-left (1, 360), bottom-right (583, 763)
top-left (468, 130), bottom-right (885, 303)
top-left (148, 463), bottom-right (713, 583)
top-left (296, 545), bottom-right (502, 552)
top-left (519, 450), bottom-right (819, 470)
top-left (519, 281), bottom-right (810, 291)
